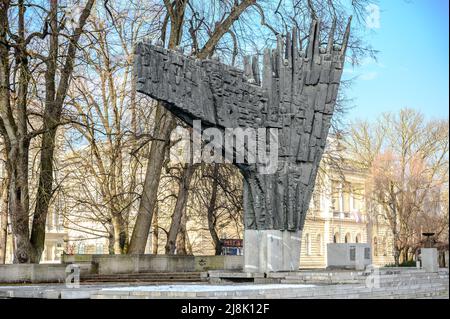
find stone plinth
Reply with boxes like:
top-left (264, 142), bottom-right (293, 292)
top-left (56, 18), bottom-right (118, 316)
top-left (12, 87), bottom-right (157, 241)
top-left (421, 248), bottom-right (438, 272)
top-left (0, 264), bottom-right (67, 283)
top-left (327, 243), bottom-right (372, 270)
top-left (244, 230), bottom-right (301, 273)
top-left (63, 254), bottom-right (243, 275)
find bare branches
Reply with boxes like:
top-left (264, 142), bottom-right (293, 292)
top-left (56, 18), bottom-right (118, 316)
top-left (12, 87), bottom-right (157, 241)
top-left (196, 0), bottom-right (256, 59)
top-left (346, 108), bottom-right (449, 263)
top-left (163, 0), bottom-right (176, 23)
top-left (252, 3), bottom-right (279, 36)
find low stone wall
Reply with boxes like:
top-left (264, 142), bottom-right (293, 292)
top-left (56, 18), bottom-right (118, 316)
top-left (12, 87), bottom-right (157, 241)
top-left (327, 243), bottom-right (372, 270)
top-left (0, 264), bottom-right (67, 283)
top-left (62, 254), bottom-right (243, 275)
top-left (0, 255), bottom-right (243, 283)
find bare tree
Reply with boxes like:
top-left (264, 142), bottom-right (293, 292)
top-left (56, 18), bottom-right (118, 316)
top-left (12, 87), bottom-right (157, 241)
top-left (0, 148), bottom-right (8, 263)
top-left (61, 0), bottom-right (162, 254)
top-left (164, 162), bottom-right (198, 254)
top-left (346, 109), bottom-right (449, 265)
top-left (186, 163), bottom-right (244, 255)
top-left (128, 0), bottom-right (257, 254)
top-left (0, 0), bottom-right (380, 261)
top-left (0, 0), bottom-right (95, 263)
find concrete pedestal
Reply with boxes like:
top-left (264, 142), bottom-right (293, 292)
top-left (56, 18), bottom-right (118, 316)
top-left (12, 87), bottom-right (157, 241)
top-left (421, 248), bottom-right (438, 272)
top-left (327, 243), bottom-right (372, 270)
top-left (244, 230), bottom-right (301, 273)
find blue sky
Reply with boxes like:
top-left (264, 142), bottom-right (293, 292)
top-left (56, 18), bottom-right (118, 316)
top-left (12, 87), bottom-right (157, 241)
top-left (343, 0), bottom-right (449, 122)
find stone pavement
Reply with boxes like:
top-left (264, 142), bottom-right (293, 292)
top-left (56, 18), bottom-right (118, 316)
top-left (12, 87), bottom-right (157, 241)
top-left (0, 268), bottom-right (447, 299)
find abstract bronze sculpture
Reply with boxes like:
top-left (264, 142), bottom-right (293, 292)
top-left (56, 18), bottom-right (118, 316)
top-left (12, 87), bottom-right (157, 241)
top-left (135, 18), bottom-right (351, 272)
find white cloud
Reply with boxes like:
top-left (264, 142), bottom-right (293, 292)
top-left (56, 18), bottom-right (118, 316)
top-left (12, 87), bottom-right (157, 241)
top-left (366, 4), bottom-right (381, 30)
top-left (343, 68), bottom-right (355, 75)
top-left (360, 57), bottom-right (386, 68)
top-left (359, 71), bottom-right (378, 81)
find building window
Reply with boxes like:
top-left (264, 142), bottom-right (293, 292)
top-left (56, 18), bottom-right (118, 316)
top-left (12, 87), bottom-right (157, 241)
top-left (305, 234), bottom-right (311, 255)
top-left (77, 242), bottom-right (85, 254)
top-left (317, 234), bottom-right (323, 256)
top-left (352, 184), bottom-right (364, 211)
top-left (331, 180), bottom-right (340, 211)
top-left (345, 233), bottom-right (351, 243)
top-left (96, 243), bottom-right (104, 254)
top-left (342, 183), bottom-right (351, 212)
top-left (45, 244), bottom-right (53, 261)
top-left (355, 233), bottom-right (361, 243)
top-left (333, 232), bottom-right (340, 243)
top-left (381, 237), bottom-right (387, 256)
top-left (313, 191), bottom-right (321, 212)
top-left (373, 237), bottom-right (378, 257)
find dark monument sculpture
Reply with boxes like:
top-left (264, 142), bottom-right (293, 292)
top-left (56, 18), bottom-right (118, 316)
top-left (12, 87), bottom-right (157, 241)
top-left (135, 19), bottom-right (351, 272)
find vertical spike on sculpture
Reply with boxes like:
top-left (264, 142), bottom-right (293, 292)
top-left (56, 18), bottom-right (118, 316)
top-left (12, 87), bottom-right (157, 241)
top-left (252, 55), bottom-right (261, 85)
top-left (341, 16), bottom-right (352, 56)
top-left (327, 18), bottom-right (337, 53)
top-left (244, 55), bottom-right (253, 81)
top-left (134, 19), bottom-right (351, 272)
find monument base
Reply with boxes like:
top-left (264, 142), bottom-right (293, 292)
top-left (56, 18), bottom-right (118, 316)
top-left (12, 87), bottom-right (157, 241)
top-left (421, 248), bottom-right (439, 272)
top-left (326, 243), bottom-right (372, 270)
top-left (244, 230), bottom-right (302, 273)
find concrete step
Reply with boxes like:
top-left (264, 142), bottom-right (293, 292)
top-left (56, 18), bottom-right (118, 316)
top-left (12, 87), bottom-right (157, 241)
top-left (83, 273), bottom-right (203, 279)
top-left (281, 277), bottom-right (449, 285)
top-left (81, 271), bottom-right (205, 283)
top-left (282, 277), bottom-right (448, 286)
top-left (282, 272), bottom-right (447, 281)
top-left (83, 278), bottom-right (204, 283)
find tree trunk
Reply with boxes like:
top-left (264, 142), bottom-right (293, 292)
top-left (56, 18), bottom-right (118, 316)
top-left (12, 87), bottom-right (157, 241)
top-left (0, 2), bottom-right (11, 264)
top-left (402, 247), bottom-right (410, 263)
top-left (8, 146), bottom-right (32, 263)
top-left (108, 223), bottom-right (115, 255)
top-left (29, 0), bottom-right (95, 263)
top-left (127, 0), bottom-right (186, 254)
top-left (152, 204), bottom-right (159, 254)
top-left (128, 0), bottom-right (254, 254)
top-left (390, 181), bottom-right (400, 266)
top-left (111, 214), bottom-right (128, 254)
top-left (176, 209), bottom-right (188, 255)
top-left (207, 164), bottom-right (222, 255)
top-left (165, 164), bottom-right (196, 254)
top-left (108, 230), bottom-right (115, 255)
top-left (30, 127), bottom-right (58, 262)
top-left (0, 169), bottom-right (9, 264)
top-left (128, 105), bottom-right (176, 253)
top-left (9, 0), bottom-right (32, 263)
top-left (185, 229), bottom-right (193, 255)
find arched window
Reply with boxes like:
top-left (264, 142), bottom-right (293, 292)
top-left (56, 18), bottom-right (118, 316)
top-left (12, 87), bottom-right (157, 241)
top-left (345, 233), bottom-right (351, 243)
top-left (305, 234), bottom-right (312, 255)
top-left (317, 234), bottom-right (323, 256)
top-left (333, 232), bottom-right (340, 243)
top-left (355, 233), bottom-right (361, 243)
top-left (77, 242), bottom-right (85, 255)
top-left (96, 243), bottom-right (104, 254)
top-left (373, 237), bottom-right (378, 257)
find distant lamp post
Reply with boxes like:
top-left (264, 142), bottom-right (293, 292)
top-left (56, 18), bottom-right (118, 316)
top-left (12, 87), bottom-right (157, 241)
top-left (422, 232), bottom-right (435, 248)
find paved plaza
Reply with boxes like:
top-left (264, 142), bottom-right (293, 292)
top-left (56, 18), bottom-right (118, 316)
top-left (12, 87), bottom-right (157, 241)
top-left (0, 268), bottom-right (448, 299)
